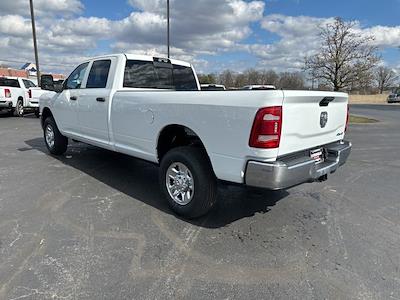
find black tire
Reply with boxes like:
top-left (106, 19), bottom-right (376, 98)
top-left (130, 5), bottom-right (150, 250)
top-left (15, 99), bottom-right (24, 117)
top-left (159, 146), bottom-right (217, 219)
top-left (43, 116), bottom-right (68, 155)
top-left (34, 109), bottom-right (40, 118)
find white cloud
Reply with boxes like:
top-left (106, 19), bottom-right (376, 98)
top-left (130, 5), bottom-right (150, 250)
top-left (247, 14), bottom-right (400, 71)
top-left (0, 0), bottom-right (265, 73)
top-left (0, 15), bottom-right (32, 38)
top-left (0, 0), bottom-right (84, 17)
top-left (362, 26), bottom-right (400, 48)
top-left (114, 0), bottom-right (264, 54)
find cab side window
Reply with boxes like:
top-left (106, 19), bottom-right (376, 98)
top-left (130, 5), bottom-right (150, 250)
top-left (23, 79), bottom-right (36, 88)
top-left (65, 62), bottom-right (89, 89)
top-left (86, 60), bottom-right (111, 88)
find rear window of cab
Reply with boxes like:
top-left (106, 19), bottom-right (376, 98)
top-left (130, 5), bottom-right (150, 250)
top-left (123, 60), bottom-right (198, 91)
top-left (0, 78), bottom-right (20, 88)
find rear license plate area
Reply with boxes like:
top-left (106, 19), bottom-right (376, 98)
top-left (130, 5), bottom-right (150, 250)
top-left (310, 148), bottom-right (325, 164)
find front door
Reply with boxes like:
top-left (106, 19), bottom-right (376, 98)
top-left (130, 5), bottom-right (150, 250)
top-left (53, 62), bottom-right (89, 136)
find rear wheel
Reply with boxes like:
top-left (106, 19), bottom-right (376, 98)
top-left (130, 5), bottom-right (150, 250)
top-left (160, 146), bottom-right (217, 219)
top-left (43, 117), bottom-right (68, 155)
top-left (15, 99), bottom-right (24, 117)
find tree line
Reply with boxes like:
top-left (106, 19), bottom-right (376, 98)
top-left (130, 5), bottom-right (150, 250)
top-left (198, 70), bottom-right (305, 90)
top-left (199, 18), bottom-right (398, 93)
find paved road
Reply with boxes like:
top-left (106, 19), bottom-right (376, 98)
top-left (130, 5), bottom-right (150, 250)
top-left (0, 106), bottom-right (399, 299)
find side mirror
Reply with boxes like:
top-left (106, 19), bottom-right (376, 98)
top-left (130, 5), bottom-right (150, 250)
top-left (40, 74), bottom-right (57, 92)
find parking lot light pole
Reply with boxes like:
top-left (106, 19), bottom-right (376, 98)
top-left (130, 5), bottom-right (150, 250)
top-left (167, 0), bottom-right (170, 58)
top-left (29, 0), bottom-right (41, 86)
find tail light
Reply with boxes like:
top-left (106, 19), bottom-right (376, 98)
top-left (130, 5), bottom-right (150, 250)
top-left (345, 104), bottom-right (349, 132)
top-left (4, 88), bottom-right (11, 98)
top-left (28, 89), bottom-right (32, 98)
top-left (249, 106), bottom-right (282, 148)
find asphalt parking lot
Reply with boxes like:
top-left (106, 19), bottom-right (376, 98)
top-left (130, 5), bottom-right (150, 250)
top-left (0, 105), bottom-right (399, 299)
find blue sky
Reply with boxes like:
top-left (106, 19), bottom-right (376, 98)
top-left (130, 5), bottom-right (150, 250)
top-left (0, 0), bottom-right (399, 75)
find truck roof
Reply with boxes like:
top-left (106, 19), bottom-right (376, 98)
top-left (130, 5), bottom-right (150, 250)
top-left (86, 53), bottom-right (192, 68)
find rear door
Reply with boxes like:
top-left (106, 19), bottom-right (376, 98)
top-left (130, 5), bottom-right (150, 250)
top-left (77, 58), bottom-right (114, 146)
top-left (278, 91), bottom-right (348, 156)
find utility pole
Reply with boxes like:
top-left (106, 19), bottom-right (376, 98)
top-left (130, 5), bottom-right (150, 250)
top-left (167, 0), bottom-right (170, 58)
top-left (29, 0), bottom-right (41, 86)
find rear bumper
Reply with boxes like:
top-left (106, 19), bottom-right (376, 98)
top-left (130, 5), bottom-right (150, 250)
top-left (245, 140), bottom-right (352, 190)
top-left (26, 100), bottom-right (39, 108)
top-left (0, 100), bottom-right (13, 109)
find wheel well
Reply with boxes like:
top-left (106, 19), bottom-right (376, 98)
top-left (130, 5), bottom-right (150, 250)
top-left (18, 96), bottom-right (23, 100)
top-left (157, 125), bottom-right (207, 162)
top-left (41, 108), bottom-right (53, 129)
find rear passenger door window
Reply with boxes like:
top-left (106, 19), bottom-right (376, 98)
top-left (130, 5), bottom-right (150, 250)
top-left (86, 60), bottom-right (111, 89)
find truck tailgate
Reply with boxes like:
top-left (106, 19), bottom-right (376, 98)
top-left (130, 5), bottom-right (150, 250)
top-left (278, 90), bottom-right (348, 156)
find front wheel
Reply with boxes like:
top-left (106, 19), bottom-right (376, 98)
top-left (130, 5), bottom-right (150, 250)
top-left (159, 146), bottom-right (217, 219)
top-left (43, 117), bottom-right (68, 155)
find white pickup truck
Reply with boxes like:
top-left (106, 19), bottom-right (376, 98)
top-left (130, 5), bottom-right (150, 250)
top-left (39, 53), bottom-right (351, 218)
top-left (0, 76), bottom-right (45, 117)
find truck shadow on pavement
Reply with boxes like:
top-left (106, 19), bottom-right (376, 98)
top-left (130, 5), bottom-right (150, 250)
top-left (24, 138), bottom-right (289, 228)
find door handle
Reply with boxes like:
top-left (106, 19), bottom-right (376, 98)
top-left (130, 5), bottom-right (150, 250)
top-left (96, 97), bottom-right (106, 102)
top-left (70, 96), bottom-right (77, 101)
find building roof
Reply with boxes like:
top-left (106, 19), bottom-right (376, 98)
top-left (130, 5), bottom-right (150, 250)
top-left (20, 63), bottom-right (31, 70)
top-left (0, 68), bottom-right (28, 78)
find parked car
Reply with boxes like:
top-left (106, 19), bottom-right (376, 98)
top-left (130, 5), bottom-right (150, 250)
top-left (39, 54), bottom-right (351, 218)
top-left (387, 88), bottom-right (400, 103)
top-left (201, 84), bottom-right (226, 91)
top-left (0, 76), bottom-right (47, 117)
top-left (241, 85), bottom-right (276, 90)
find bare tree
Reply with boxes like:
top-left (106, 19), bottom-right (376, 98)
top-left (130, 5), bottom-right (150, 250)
top-left (218, 70), bottom-right (235, 88)
top-left (244, 69), bottom-right (262, 85)
top-left (376, 66), bottom-right (396, 94)
top-left (260, 70), bottom-right (279, 86)
top-left (277, 72), bottom-right (305, 90)
top-left (198, 73), bottom-right (217, 84)
top-left (305, 17), bottom-right (380, 91)
top-left (234, 73), bottom-right (247, 87)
